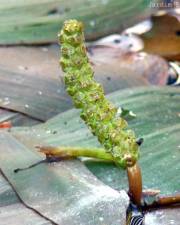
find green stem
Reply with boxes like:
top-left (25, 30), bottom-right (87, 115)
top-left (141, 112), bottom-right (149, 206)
top-left (39, 146), bottom-right (113, 161)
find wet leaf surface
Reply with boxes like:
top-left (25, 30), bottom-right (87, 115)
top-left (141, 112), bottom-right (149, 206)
top-left (11, 86), bottom-right (180, 196)
top-left (1, 86), bottom-right (179, 225)
top-left (0, 167), bottom-right (52, 225)
top-left (0, 0), bottom-right (153, 44)
top-left (0, 132), bottom-right (129, 225)
top-left (0, 108), bottom-right (40, 126)
top-left (144, 207), bottom-right (180, 225)
top-left (0, 45), bottom-right (168, 120)
top-left (141, 14), bottom-right (180, 60)
top-left (0, 203), bottom-right (51, 225)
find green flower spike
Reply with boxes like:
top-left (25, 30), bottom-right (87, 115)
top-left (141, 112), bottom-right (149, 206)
top-left (59, 19), bottom-right (140, 168)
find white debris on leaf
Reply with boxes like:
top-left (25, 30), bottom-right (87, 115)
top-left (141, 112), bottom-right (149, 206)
top-left (93, 33), bottom-right (143, 52)
top-left (42, 47), bottom-right (48, 52)
top-left (3, 97), bottom-right (10, 106)
top-left (38, 91), bottom-right (42, 95)
top-left (89, 20), bottom-right (95, 27)
top-left (125, 19), bottom-right (152, 35)
top-left (25, 104), bottom-right (29, 108)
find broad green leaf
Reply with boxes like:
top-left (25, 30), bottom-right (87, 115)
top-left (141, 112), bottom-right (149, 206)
top-left (13, 86), bottom-right (180, 195)
top-left (1, 87), bottom-right (180, 225)
top-left (0, 0), bottom-right (152, 44)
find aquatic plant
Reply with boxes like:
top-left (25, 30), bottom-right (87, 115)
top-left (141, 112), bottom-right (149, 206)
top-left (59, 20), bottom-right (140, 168)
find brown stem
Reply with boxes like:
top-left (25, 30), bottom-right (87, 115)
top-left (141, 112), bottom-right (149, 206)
top-left (127, 163), bottom-right (142, 206)
top-left (148, 194), bottom-right (180, 208)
